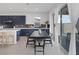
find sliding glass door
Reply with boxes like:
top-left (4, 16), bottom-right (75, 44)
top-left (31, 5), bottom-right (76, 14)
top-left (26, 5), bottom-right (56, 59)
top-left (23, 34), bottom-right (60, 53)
top-left (58, 4), bottom-right (71, 51)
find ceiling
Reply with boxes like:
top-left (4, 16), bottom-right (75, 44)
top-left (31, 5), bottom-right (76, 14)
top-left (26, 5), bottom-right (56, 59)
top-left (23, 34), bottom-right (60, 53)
top-left (0, 3), bottom-right (60, 13)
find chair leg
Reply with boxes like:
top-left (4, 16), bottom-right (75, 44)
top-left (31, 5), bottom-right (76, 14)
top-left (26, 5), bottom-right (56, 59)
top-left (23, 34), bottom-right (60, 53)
top-left (43, 47), bottom-right (44, 55)
top-left (26, 37), bottom-right (29, 48)
top-left (34, 40), bottom-right (36, 55)
top-left (34, 40), bottom-right (45, 55)
top-left (50, 38), bottom-right (53, 47)
top-left (34, 46), bottom-right (36, 55)
top-left (44, 40), bottom-right (45, 46)
top-left (43, 40), bottom-right (45, 55)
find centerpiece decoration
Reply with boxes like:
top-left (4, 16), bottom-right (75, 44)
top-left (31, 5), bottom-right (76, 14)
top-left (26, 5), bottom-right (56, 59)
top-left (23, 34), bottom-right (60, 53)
top-left (34, 17), bottom-right (42, 34)
top-left (45, 20), bottom-right (49, 28)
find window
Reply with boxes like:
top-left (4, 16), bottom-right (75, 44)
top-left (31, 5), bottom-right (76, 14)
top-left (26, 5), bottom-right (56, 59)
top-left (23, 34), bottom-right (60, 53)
top-left (58, 15), bottom-right (71, 23)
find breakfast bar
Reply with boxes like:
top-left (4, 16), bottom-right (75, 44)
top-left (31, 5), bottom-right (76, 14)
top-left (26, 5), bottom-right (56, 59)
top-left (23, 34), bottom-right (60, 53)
top-left (0, 29), bottom-right (20, 44)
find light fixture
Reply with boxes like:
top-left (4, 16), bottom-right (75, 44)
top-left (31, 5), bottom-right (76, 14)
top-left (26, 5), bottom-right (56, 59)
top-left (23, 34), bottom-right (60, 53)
top-left (35, 8), bottom-right (39, 11)
top-left (24, 8), bottom-right (27, 9)
top-left (9, 8), bottom-right (13, 10)
top-left (34, 17), bottom-right (41, 20)
top-left (26, 3), bottom-right (30, 5)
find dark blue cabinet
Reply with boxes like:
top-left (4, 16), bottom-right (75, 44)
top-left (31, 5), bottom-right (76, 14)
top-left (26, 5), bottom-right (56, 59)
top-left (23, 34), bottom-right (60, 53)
top-left (16, 28), bottom-right (49, 41)
top-left (16, 31), bottom-right (20, 41)
top-left (19, 28), bottom-right (49, 36)
top-left (41, 29), bottom-right (49, 35)
top-left (0, 16), bottom-right (26, 25)
top-left (20, 29), bottom-right (35, 36)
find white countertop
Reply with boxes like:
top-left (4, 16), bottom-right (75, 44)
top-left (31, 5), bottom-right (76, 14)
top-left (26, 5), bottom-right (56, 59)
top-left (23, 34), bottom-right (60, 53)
top-left (15, 28), bottom-right (49, 29)
top-left (0, 28), bottom-right (49, 30)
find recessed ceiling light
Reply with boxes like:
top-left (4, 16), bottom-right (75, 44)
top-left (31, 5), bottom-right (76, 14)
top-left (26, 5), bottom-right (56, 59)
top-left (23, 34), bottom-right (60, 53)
top-left (24, 8), bottom-right (27, 9)
top-left (34, 17), bottom-right (41, 20)
top-left (35, 8), bottom-right (39, 11)
top-left (9, 8), bottom-right (13, 10)
top-left (26, 3), bottom-right (29, 5)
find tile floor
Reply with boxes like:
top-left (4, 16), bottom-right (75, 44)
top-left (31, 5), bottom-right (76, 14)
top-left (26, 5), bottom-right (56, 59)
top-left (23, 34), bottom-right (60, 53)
top-left (0, 36), bottom-right (68, 55)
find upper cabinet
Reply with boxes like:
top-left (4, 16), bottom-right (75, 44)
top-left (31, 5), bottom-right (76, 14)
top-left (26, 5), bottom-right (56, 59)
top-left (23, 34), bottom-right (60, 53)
top-left (0, 16), bottom-right (26, 25)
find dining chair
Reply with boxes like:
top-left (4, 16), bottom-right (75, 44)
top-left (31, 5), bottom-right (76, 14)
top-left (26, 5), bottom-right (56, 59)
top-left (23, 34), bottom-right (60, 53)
top-left (26, 36), bottom-right (35, 47)
top-left (26, 29), bottom-right (37, 48)
top-left (44, 33), bottom-right (53, 46)
top-left (34, 39), bottom-right (45, 55)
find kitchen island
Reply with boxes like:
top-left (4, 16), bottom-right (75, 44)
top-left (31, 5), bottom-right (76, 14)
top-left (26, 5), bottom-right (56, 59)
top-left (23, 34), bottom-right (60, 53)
top-left (17, 28), bottom-right (49, 36)
top-left (0, 27), bottom-right (49, 44)
top-left (0, 29), bottom-right (20, 44)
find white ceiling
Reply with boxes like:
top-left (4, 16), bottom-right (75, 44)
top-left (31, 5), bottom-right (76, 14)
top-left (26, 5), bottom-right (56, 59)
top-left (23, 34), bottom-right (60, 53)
top-left (0, 3), bottom-right (60, 13)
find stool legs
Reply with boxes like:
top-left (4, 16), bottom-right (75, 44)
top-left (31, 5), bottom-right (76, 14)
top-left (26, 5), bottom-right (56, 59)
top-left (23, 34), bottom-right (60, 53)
top-left (26, 37), bottom-right (35, 48)
top-left (34, 39), bottom-right (45, 55)
top-left (50, 38), bottom-right (53, 47)
top-left (34, 40), bottom-right (36, 55)
top-left (43, 40), bottom-right (45, 55)
top-left (26, 37), bottom-right (29, 48)
top-left (44, 38), bottom-right (53, 47)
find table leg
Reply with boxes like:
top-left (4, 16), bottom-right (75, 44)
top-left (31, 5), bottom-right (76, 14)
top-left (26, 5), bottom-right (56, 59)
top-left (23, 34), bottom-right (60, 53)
top-left (39, 43), bottom-right (40, 46)
top-left (34, 40), bottom-right (36, 55)
top-left (43, 40), bottom-right (45, 55)
top-left (26, 37), bottom-right (29, 48)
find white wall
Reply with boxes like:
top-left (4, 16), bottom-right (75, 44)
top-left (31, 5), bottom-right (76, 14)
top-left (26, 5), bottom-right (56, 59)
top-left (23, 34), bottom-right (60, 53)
top-left (26, 12), bottom-right (49, 24)
top-left (49, 12), bottom-right (54, 33)
top-left (53, 4), bottom-right (66, 43)
top-left (0, 11), bottom-right (49, 24)
top-left (49, 4), bottom-right (66, 44)
top-left (68, 3), bottom-right (79, 55)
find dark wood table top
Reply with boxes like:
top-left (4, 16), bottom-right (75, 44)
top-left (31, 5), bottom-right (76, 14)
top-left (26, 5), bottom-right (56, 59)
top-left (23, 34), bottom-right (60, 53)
top-left (29, 31), bottom-right (49, 55)
top-left (29, 31), bottom-right (50, 38)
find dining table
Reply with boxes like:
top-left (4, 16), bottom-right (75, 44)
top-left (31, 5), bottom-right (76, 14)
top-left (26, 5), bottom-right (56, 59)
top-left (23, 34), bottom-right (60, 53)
top-left (29, 30), bottom-right (50, 55)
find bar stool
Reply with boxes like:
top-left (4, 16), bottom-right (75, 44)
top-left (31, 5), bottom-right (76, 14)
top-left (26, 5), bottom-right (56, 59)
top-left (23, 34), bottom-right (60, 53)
top-left (34, 39), bottom-right (45, 55)
top-left (26, 36), bottom-right (35, 47)
top-left (44, 33), bottom-right (53, 46)
top-left (26, 30), bottom-right (35, 48)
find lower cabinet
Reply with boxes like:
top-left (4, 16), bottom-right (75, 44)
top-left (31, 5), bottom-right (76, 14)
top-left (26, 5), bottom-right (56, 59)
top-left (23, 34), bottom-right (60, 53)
top-left (19, 28), bottom-right (49, 36)
top-left (20, 29), bottom-right (34, 36)
top-left (17, 31), bottom-right (20, 41)
top-left (0, 30), bottom-right (18, 44)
